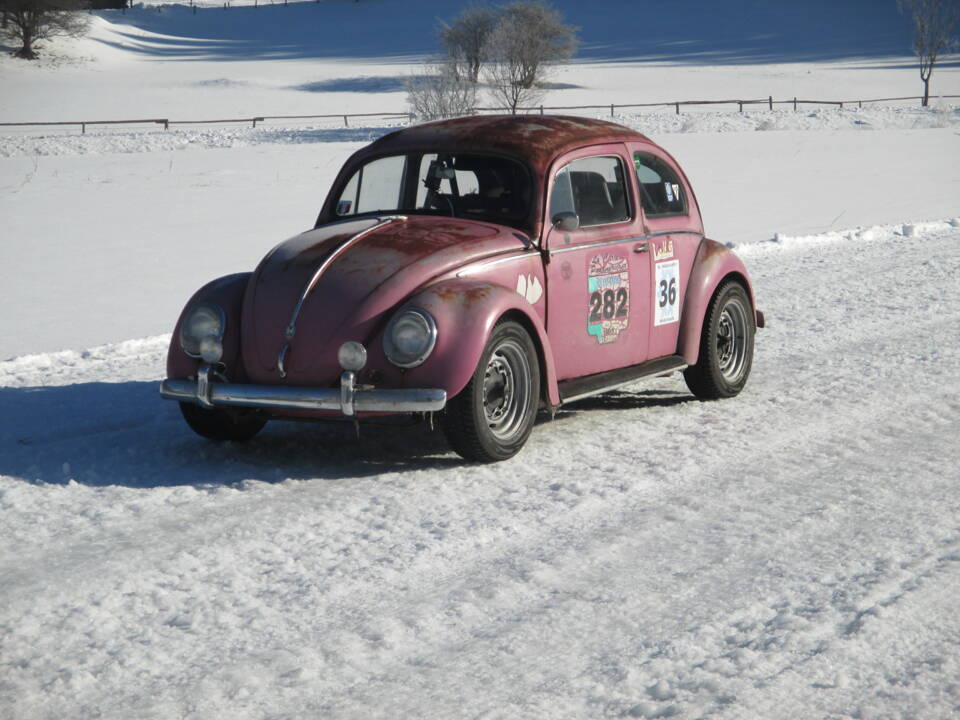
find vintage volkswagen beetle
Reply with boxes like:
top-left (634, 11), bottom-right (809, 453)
top-left (161, 115), bottom-right (763, 462)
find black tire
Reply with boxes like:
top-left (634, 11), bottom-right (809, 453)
top-left (443, 321), bottom-right (541, 462)
top-left (684, 281), bottom-right (755, 399)
top-left (179, 402), bottom-right (267, 442)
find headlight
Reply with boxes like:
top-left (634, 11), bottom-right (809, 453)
top-left (383, 308), bottom-right (437, 368)
top-left (179, 302), bottom-right (225, 359)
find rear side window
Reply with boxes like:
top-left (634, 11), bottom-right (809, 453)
top-left (550, 155), bottom-right (630, 228)
top-left (634, 152), bottom-right (687, 217)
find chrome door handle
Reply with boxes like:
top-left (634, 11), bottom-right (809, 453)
top-left (634, 243), bottom-right (649, 253)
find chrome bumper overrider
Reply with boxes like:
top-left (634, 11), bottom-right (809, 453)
top-left (160, 365), bottom-right (446, 417)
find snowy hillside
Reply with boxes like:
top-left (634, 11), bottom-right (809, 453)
top-left (2, 1), bottom-right (960, 718)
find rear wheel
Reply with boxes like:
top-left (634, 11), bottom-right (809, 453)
top-left (443, 321), bottom-right (540, 462)
top-left (684, 281), bottom-right (755, 399)
top-left (179, 402), bottom-right (267, 442)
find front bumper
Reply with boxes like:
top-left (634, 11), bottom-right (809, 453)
top-left (160, 365), bottom-right (447, 417)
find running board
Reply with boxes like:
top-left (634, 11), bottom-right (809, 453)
top-left (558, 355), bottom-right (687, 405)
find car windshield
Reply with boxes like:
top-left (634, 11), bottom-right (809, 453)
top-left (334, 152), bottom-right (532, 228)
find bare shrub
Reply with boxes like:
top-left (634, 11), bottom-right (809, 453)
top-left (406, 61), bottom-right (479, 121)
top-left (483, 0), bottom-right (578, 114)
top-left (1, 0), bottom-right (90, 60)
top-left (899, 0), bottom-right (960, 106)
top-left (438, 3), bottom-right (497, 83)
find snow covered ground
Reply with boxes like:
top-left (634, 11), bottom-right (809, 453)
top-left (2, 1), bottom-right (960, 718)
top-left (2, 220), bottom-right (959, 719)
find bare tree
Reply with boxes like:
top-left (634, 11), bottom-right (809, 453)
top-left (438, 3), bottom-right (497, 83)
top-left (899, 0), bottom-right (960, 106)
top-left (483, 0), bottom-right (578, 114)
top-left (406, 61), bottom-right (479, 121)
top-left (2, 0), bottom-right (90, 60)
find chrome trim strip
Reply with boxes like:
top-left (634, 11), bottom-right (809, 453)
top-left (456, 251), bottom-right (538, 277)
top-left (549, 229), bottom-right (702, 256)
top-left (560, 366), bottom-right (686, 404)
top-left (559, 357), bottom-right (688, 405)
top-left (160, 370), bottom-right (446, 415)
top-left (560, 363), bottom-right (687, 405)
top-left (284, 215), bottom-right (406, 342)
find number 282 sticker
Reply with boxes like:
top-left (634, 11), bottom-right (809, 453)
top-left (654, 259), bottom-right (680, 326)
top-left (587, 254), bottom-right (629, 344)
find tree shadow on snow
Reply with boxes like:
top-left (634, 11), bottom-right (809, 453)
top-left (292, 76), bottom-right (409, 94)
top-left (91, 0), bottom-right (917, 66)
top-left (0, 381), bottom-right (462, 490)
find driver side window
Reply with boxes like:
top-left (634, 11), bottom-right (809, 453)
top-left (550, 155), bottom-right (630, 228)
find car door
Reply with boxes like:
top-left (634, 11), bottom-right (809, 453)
top-left (628, 143), bottom-right (705, 360)
top-left (543, 145), bottom-right (652, 381)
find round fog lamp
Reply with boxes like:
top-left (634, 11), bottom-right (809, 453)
top-left (199, 336), bottom-right (223, 364)
top-left (338, 341), bottom-right (367, 372)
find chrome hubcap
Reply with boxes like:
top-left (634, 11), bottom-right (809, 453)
top-left (482, 339), bottom-right (531, 442)
top-left (717, 299), bottom-right (748, 382)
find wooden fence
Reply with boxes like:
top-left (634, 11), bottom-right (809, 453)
top-left (2, 95), bottom-right (958, 134)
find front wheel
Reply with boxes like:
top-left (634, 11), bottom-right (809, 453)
top-left (443, 321), bottom-right (541, 462)
top-left (684, 281), bottom-right (755, 399)
top-left (179, 402), bottom-right (267, 442)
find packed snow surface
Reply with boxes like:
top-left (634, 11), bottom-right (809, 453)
top-left (2, 221), bottom-right (960, 719)
top-left (2, 1), bottom-right (960, 718)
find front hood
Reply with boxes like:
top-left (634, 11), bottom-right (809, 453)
top-left (241, 215), bottom-right (530, 381)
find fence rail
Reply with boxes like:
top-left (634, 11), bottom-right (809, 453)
top-left (2, 95), bottom-right (958, 134)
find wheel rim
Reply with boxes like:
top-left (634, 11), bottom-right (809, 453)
top-left (716, 297), bottom-right (749, 383)
top-left (482, 338), bottom-right (532, 442)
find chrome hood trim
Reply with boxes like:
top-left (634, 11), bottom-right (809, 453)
top-left (277, 215), bottom-right (406, 377)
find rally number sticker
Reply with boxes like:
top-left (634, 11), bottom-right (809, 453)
top-left (654, 259), bottom-right (680, 326)
top-left (587, 254), bottom-right (629, 344)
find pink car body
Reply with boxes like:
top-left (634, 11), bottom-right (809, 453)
top-left (162, 116), bottom-right (762, 461)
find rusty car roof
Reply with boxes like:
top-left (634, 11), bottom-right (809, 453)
top-left (361, 115), bottom-right (652, 168)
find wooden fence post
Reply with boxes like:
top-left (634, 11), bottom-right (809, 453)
top-left (738, 102), bottom-right (743, 113)
top-left (343, 115), bottom-right (349, 127)
top-left (793, 97), bottom-right (797, 111)
top-left (675, 102), bottom-right (680, 115)
top-left (769, 95), bottom-right (773, 110)
top-left (610, 104), bottom-right (614, 117)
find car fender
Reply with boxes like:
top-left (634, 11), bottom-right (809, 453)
top-left (166, 273), bottom-right (251, 380)
top-left (397, 278), bottom-right (561, 407)
top-left (678, 239), bottom-right (757, 366)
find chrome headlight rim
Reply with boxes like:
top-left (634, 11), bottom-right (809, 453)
top-left (383, 307), bottom-right (437, 369)
top-left (179, 302), bottom-right (226, 359)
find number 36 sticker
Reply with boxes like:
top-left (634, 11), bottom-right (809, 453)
top-left (654, 259), bottom-right (680, 326)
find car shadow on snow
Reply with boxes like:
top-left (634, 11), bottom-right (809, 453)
top-left (0, 382), bottom-right (694, 489)
top-left (0, 381), bottom-right (462, 490)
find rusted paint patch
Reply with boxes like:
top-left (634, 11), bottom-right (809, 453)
top-left (430, 284), bottom-right (493, 308)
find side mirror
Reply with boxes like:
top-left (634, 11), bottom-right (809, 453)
top-left (552, 212), bottom-right (579, 232)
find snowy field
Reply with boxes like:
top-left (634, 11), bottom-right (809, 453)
top-left (2, 1), bottom-right (960, 718)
